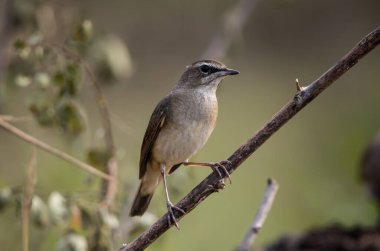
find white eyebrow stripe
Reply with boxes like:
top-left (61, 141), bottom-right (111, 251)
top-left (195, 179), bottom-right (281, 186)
top-left (194, 62), bottom-right (220, 69)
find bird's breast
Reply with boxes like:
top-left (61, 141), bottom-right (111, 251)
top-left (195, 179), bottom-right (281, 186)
top-left (152, 91), bottom-right (218, 169)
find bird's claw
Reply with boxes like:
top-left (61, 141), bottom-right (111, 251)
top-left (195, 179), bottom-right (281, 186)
top-left (210, 160), bottom-right (232, 184)
top-left (166, 202), bottom-right (185, 230)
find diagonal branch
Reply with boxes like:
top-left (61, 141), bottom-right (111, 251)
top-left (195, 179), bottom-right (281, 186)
top-left (121, 26), bottom-right (380, 251)
top-left (0, 117), bottom-right (111, 180)
top-left (237, 179), bottom-right (279, 251)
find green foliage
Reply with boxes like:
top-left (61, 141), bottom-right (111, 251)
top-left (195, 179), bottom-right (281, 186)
top-left (53, 64), bottom-right (81, 97)
top-left (55, 99), bottom-right (85, 136)
top-left (0, 0), bottom-right (138, 250)
top-left (71, 20), bottom-right (93, 43)
top-left (0, 188), bottom-right (13, 212)
top-left (86, 148), bottom-right (112, 172)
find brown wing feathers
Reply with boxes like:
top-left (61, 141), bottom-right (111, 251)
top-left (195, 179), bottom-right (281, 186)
top-left (139, 97), bottom-right (169, 178)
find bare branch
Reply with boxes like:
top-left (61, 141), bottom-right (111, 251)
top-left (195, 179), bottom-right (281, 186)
top-left (121, 27), bottom-right (380, 251)
top-left (22, 148), bottom-right (37, 251)
top-left (0, 115), bottom-right (31, 122)
top-left (237, 179), bottom-right (279, 251)
top-left (0, 117), bottom-right (111, 180)
top-left (201, 0), bottom-right (259, 60)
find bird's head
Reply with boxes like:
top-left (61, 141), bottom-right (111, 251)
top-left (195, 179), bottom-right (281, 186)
top-left (177, 60), bottom-right (239, 90)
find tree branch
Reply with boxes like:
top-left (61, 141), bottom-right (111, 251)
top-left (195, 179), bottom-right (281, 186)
top-left (201, 0), bottom-right (259, 60)
top-left (237, 179), bottom-right (279, 251)
top-left (0, 117), bottom-right (111, 180)
top-left (121, 26), bottom-right (380, 251)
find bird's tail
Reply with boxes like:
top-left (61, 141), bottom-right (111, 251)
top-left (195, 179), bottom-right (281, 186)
top-left (129, 169), bottom-right (161, 217)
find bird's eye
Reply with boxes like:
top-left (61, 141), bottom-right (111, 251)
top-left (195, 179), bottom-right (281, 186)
top-left (200, 65), bottom-right (210, 74)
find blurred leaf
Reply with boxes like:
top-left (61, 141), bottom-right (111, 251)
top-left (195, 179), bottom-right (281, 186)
top-left (29, 94), bottom-right (56, 126)
top-left (86, 148), bottom-right (111, 171)
top-left (130, 212), bottom-right (158, 235)
top-left (27, 33), bottom-right (43, 46)
top-left (89, 35), bottom-right (133, 82)
top-left (14, 74), bottom-right (31, 87)
top-left (57, 232), bottom-right (88, 251)
top-left (71, 19), bottom-right (93, 43)
top-left (34, 45), bottom-right (45, 59)
top-left (53, 64), bottom-right (81, 96)
top-left (13, 39), bottom-right (27, 51)
top-left (0, 187), bottom-right (13, 212)
top-left (55, 99), bottom-right (85, 136)
top-left (69, 204), bottom-right (82, 232)
top-left (77, 204), bottom-right (95, 230)
top-left (100, 210), bottom-right (119, 229)
top-left (31, 196), bottom-right (50, 228)
top-left (48, 191), bottom-right (68, 225)
top-left (34, 72), bottom-right (50, 88)
top-left (13, 39), bottom-right (31, 59)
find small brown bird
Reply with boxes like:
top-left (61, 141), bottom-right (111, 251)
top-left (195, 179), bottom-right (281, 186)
top-left (129, 60), bottom-right (239, 227)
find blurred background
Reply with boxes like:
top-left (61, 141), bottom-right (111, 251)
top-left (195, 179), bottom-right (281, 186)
top-left (0, 0), bottom-right (379, 250)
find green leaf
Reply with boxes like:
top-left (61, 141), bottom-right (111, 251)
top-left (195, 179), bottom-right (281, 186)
top-left (13, 38), bottom-right (31, 59)
top-left (0, 187), bottom-right (13, 212)
top-left (86, 148), bottom-right (111, 171)
top-left (28, 95), bottom-right (56, 126)
top-left (55, 99), bottom-right (85, 136)
top-left (53, 64), bottom-right (81, 96)
top-left (71, 19), bottom-right (93, 43)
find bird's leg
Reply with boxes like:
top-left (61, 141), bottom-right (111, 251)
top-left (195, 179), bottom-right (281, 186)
top-left (160, 163), bottom-right (185, 230)
top-left (182, 160), bottom-right (232, 184)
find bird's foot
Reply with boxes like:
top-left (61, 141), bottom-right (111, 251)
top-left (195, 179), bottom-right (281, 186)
top-left (166, 201), bottom-right (185, 230)
top-left (210, 160), bottom-right (232, 184)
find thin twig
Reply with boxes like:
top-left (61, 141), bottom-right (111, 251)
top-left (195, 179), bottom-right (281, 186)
top-left (201, 0), bottom-right (259, 60)
top-left (22, 148), bottom-right (37, 251)
top-left (237, 179), bottom-right (279, 251)
top-left (0, 118), bottom-right (111, 180)
top-left (0, 115), bottom-right (31, 122)
top-left (121, 26), bottom-right (380, 251)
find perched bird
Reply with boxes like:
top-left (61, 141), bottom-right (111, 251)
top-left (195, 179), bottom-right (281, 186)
top-left (129, 60), bottom-right (239, 227)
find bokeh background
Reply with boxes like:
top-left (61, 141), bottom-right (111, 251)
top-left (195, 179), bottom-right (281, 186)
top-left (0, 0), bottom-right (380, 250)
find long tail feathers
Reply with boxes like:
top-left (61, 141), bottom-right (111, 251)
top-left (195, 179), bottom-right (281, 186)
top-left (129, 183), bottom-right (154, 217)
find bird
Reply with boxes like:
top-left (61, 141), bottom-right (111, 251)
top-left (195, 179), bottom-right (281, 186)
top-left (129, 59), bottom-right (239, 228)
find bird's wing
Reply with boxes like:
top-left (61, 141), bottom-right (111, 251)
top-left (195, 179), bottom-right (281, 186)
top-left (139, 97), bottom-right (170, 179)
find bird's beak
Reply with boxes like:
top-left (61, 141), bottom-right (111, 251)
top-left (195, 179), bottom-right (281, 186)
top-left (222, 68), bottom-right (239, 76)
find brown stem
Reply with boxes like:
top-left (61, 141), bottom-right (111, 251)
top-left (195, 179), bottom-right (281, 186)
top-left (0, 117), bottom-right (111, 180)
top-left (22, 148), bottom-right (37, 251)
top-left (237, 179), bottom-right (279, 251)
